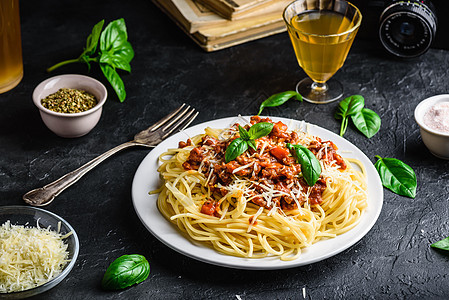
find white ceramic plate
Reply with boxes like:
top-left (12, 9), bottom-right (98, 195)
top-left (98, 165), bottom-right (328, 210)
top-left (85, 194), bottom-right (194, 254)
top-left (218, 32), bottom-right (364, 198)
top-left (132, 116), bottom-right (383, 270)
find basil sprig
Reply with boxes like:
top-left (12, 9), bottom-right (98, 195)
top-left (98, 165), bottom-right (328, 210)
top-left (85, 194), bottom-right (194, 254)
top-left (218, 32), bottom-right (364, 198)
top-left (287, 143), bottom-right (321, 186)
top-left (431, 236), bottom-right (449, 251)
top-left (334, 95), bottom-right (381, 138)
top-left (258, 91), bottom-right (302, 115)
top-left (102, 254), bottom-right (150, 290)
top-left (374, 155), bottom-right (417, 198)
top-left (47, 18), bottom-right (134, 102)
top-left (225, 122), bottom-right (273, 163)
top-left (334, 95), bottom-right (364, 136)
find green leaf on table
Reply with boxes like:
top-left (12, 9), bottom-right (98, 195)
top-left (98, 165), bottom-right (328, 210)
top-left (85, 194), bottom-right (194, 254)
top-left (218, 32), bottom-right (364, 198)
top-left (112, 41), bottom-right (134, 63)
top-left (374, 156), bottom-right (417, 198)
top-left (258, 91), bottom-right (302, 115)
top-left (99, 19), bottom-right (134, 72)
top-left (431, 236), bottom-right (449, 251)
top-left (100, 52), bottom-right (132, 72)
top-left (100, 18), bottom-right (129, 52)
top-left (102, 254), bottom-right (150, 290)
top-left (100, 63), bottom-right (126, 102)
top-left (84, 19), bottom-right (104, 57)
top-left (351, 108), bottom-right (381, 138)
top-left (287, 143), bottom-right (321, 186)
top-left (334, 95), bottom-right (365, 136)
top-left (334, 95), bottom-right (364, 120)
top-left (47, 18), bottom-right (134, 102)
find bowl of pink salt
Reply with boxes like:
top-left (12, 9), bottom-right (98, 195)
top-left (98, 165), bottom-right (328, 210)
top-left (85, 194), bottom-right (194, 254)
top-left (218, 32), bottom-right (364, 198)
top-left (415, 94), bottom-right (449, 159)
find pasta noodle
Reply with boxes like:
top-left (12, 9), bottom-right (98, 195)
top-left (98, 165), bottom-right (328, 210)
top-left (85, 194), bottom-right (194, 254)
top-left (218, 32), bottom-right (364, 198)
top-left (153, 117), bottom-right (368, 261)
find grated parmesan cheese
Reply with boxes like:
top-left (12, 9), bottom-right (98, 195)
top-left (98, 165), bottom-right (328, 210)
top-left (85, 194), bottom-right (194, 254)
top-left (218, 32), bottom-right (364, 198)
top-left (232, 162), bottom-right (255, 174)
top-left (0, 220), bottom-right (71, 293)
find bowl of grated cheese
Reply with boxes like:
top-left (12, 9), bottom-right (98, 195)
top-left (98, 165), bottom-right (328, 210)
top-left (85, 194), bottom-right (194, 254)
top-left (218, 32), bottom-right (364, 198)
top-left (0, 206), bottom-right (79, 298)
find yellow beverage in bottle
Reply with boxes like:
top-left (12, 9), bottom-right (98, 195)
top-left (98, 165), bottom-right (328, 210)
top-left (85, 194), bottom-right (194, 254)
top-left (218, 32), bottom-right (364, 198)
top-left (0, 0), bottom-right (23, 93)
top-left (288, 11), bottom-right (358, 83)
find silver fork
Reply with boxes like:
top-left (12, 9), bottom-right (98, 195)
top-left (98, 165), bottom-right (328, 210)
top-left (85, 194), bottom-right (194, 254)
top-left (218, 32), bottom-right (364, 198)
top-left (23, 103), bottom-right (198, 207)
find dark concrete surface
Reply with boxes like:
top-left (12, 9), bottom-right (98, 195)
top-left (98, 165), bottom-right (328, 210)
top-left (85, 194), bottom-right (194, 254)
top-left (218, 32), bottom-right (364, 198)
top-left (1, 0), bottom-right (449, 299)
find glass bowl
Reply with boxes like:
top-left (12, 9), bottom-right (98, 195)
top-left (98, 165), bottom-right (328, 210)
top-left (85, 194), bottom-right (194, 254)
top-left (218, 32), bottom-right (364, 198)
top-left (0, 206), bottom-right (79, 299)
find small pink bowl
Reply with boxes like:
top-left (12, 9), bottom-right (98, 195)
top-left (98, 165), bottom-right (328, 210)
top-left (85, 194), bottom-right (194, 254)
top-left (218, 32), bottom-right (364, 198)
top-left (33, 74), bottom-right (107, 138)
top-left (414, 94), bottom-right (449, 159)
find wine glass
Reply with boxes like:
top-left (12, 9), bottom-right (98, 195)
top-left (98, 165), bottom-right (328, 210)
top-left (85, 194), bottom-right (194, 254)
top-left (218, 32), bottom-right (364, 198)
top-left (283, 0), bottom-right (362, 104)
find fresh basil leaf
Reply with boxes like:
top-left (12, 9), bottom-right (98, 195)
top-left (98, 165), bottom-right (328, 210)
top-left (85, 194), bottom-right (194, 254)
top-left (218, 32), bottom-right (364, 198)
top-left (247, 139), bottom-right (257, 151)
top-left (238, 125), bottom-right (250, 141)
top-left (47, 18), bottom-right (134, 102)
top-left (225, 138), bottom-right (248, 163)
top-left (101, 254), bottom-right (150, 290)
top-left (258, 91), bottom-right (302, 115)
top-left (248, 122), bottom-right (274, 139)
top-left (431, 236), bottom-right (449, 251)
top-left (113, 41), bottom-right (134, 63)
top-left (334, 95), bottom-right (365, 120)
top-left (287, 143), bottom-right (321, 186)
top-left (351, 108), bottom-right (381, 138)
top-left (100, 18), bottom-right (128, 53)
top-left (374, 156), bottom-right (417, 198)
top-left (334, 95), bottom-right (365, 136)
top-left (100, 63), bottom-right (126, 102)
top-left (100, 52), bottom-right (131, 72)
top-left (83, 19), bottom-right (104, 56)
top-left (99, 18), bottom-right (134, 71)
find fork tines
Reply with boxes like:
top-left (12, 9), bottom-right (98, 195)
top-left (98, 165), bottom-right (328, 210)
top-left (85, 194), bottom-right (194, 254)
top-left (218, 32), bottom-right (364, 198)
top-left (150, 103), bottom-right (198, 139)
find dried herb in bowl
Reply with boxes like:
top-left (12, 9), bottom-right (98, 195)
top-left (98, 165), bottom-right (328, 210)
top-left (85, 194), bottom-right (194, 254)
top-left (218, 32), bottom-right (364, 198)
top-left (41, 88), bottom-right (98, 113)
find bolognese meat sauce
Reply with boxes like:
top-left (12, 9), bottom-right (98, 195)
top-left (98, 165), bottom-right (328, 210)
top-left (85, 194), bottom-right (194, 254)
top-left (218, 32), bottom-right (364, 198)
top-left (182, 116), bottom-right (346, 214)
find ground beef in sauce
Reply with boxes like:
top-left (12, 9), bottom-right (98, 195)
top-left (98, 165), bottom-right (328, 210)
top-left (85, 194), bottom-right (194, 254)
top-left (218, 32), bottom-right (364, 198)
top-left (182, 116), bottom-right (346, 215)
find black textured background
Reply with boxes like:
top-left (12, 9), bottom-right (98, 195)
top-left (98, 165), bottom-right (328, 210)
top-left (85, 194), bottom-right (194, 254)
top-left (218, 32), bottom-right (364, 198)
top-left (1, 0), bottom-right (449, 299)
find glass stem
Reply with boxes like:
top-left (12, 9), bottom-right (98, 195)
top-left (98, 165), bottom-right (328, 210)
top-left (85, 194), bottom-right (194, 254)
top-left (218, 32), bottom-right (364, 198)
top-left (311, 82), bottom-right (328, 93)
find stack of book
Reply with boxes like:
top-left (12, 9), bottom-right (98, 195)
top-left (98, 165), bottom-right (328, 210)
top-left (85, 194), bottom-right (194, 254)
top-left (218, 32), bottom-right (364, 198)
top-left (152, 0), bottom-right (291, 52)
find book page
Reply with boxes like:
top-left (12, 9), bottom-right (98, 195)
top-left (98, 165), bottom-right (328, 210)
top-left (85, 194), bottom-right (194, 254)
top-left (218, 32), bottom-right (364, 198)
top-left (216, 0), bottom-right (271, 10)
top-left (196, 0), bottom-right (275, 18)
top-left (168, 0), bottom-right (290, 32)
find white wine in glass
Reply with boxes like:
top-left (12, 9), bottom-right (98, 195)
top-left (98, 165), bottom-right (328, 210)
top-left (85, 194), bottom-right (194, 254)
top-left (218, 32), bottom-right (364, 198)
top-left (283, 0), bottom-right (362, 104)
top-left (0, 0), bottom-right (23, 93)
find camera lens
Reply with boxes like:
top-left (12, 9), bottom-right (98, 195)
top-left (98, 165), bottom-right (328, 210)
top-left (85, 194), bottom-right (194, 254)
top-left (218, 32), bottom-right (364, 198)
top-left (379, 1), bottom-right (437, 58)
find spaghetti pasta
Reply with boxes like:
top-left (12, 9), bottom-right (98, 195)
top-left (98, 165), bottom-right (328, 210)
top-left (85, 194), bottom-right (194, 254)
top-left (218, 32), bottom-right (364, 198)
top-left (153, 116), bottom-right (368, 261)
